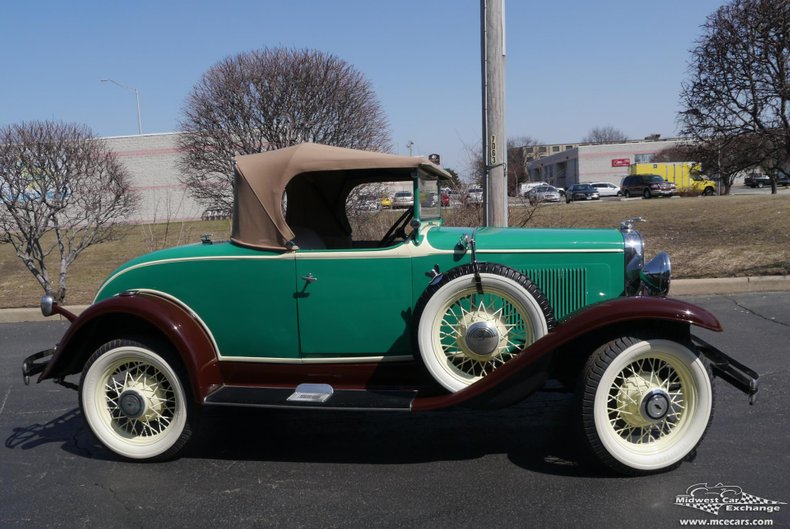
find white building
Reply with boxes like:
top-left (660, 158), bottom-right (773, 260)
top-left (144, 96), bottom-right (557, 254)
top-left (527, 138), bottom-right (683, 189)
top-left (104, 132), bottom-right (203, 223)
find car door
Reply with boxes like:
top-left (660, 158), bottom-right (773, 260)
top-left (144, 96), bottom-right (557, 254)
top-left (294, 245), bottom-right (414, 360)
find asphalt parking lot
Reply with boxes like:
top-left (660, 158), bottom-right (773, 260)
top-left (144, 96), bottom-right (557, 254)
top-left (1, 292), bottom-right (788, 529)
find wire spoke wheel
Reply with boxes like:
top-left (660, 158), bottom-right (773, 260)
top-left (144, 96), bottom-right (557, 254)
top-left (80, 339), bottom-right (193, 461)
top-left (579, 337), bottom-right (713, 474)
top-left (416, 264), bottom-right (553, 392)
top-left (104, 360), bottom-right (177, 439)
top-left (437, 287), bottom-right (531, 379)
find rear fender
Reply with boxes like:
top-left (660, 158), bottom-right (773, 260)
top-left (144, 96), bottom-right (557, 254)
top-left (40, 292), bottom-right (222, 402)
top-left (412, 296), bottom-right (722, 411)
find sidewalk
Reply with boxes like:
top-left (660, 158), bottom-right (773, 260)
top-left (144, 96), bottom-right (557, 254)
top-left (1, 275), bottom-right (788, 324)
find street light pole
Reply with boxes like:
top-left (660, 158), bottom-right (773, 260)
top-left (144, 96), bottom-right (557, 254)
top-left (101, 78), bottom-right (143, 135)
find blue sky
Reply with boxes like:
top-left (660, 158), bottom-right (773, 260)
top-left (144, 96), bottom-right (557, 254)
top-left (0, 0), bottom-right (725, 173)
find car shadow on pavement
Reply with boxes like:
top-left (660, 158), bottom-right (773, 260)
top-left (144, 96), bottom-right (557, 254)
top-left (188, 389), bottom-right (607, 477)
top-left (4, 407), bottom-right (105, 459)
top-left (5, 390), bottom-right (612, 477)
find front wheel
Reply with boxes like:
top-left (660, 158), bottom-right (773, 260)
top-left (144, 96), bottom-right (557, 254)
top-left (578, 336), bottom-right (713, 475)
top-left (79, 339), bottom-right (194, 461)
top-left (623, 190), bottom-right (631, 198)
top-left (643, 188), bottom-right (652, 199)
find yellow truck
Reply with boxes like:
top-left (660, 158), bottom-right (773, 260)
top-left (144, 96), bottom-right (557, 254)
top-left (630, 162), bottom-right (717, 195)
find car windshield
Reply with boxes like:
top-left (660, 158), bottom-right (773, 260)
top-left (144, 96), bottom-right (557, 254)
top-left (394, 191), bottom-right (412, 198)
top-left (647, 175), bottom-right (665, 183)
top-left (576, 184), bottom-right (595, 191)
top-left (418, 174), bottom-right (441, 220)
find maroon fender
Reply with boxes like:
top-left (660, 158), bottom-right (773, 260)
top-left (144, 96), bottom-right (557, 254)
top-left (412, 296), bottom-right (722, 411)
top-left (40, 292), bottom-right (222, 402)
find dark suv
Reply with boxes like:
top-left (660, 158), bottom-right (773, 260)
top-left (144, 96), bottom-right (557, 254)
top-left (744, 173), bottom-right (771, 188)
top-left (621, 174), bottom-right (676, 199)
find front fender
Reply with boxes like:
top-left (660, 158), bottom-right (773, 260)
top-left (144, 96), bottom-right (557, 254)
top-left (412, 296), bottom-right (721, 411)
top-left (40, 292), bottom-right (222, 402)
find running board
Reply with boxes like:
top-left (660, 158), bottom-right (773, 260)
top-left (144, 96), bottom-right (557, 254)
top-left (204, 384), bottom-right (417, 411)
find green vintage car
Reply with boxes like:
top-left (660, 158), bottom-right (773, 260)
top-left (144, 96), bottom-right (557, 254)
top-left (23, 143), bottom-right (758, 474)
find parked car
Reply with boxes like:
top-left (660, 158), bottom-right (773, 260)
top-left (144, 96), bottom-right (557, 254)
top-left (744, 173), bottom-right (771, 188)
top-left (466, 186), bottom-right (484, 204)
top-left (392, 191), bottom-right (414, 208)
top-left (23, 143), bottom-right (758, 475)
top-left (526, 185), bottom-right (562, 205)
top-left (565, 183), bottom-right (600, 203)
top-left (519, 181), bottom-right (550, 196)
top-left (621, 174), bottom-right (676, 199)
top-left (589, 182), bottom-right (622, 197)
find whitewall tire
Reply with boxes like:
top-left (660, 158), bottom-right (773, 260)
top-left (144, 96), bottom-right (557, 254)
top-left (79, 339), bottom-right (193, 461)
top-left (579, 336), bottom-right (713, 474)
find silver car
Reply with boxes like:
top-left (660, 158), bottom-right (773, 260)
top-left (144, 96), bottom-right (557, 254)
top-left (527, 185), bottom-right (562, 205)
top-left (391, 191), bottom-right (414, 208)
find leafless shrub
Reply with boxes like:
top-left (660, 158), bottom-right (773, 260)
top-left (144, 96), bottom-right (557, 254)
top-left (0, 121), bottom-right (138, 302)
top-left (179, 47), bottom-right (392, 209)
top-left (142, 190), bottom-right (194, 252)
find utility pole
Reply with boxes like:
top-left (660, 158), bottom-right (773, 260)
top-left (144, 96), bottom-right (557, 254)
top-left (481, 0), bottom-right (507, 227)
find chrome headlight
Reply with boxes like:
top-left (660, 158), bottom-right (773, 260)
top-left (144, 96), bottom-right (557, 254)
top-left (640, 252), bottom-right (672, 296)
top-left (40, 294), bottom-right (55, 317)
top-left (621, 223), bottom-right (645, 296)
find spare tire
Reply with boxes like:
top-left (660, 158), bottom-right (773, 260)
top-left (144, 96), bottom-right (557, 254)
top-left (414, 263), bottom-right (554, 392)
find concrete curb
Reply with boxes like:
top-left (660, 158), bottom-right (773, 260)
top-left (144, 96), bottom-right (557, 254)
top-left (669, 275), bottom-right (790, 296)
top-left (0, 276), bottom-right (788, 324)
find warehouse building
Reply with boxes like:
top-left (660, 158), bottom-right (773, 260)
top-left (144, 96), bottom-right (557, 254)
top-left (104, 132), bottom-right (202, 223)
top-left (526, 138), bottom-right (683, 190)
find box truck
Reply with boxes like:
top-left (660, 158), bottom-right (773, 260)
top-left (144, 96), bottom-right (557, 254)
top-left (630, 162), bottom-right (716, 195)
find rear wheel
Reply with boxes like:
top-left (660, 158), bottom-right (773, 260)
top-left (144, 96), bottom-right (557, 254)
top-left (578, 336), bottom-right (713, 474)
top-left (623, 190), bottom-right (631, 198)
top-left (79, 338), bottom-right (194, 461)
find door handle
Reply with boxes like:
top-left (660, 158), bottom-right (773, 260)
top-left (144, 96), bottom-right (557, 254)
top-left (301, 273), bottom-right (318, 283)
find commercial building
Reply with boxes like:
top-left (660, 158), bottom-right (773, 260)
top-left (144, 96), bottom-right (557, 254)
top-left (104, 132), bottom-right (202, 223)
top-left (526, 138), bottom-right (683, 190)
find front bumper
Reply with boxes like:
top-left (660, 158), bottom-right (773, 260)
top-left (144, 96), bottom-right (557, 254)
top-left (693, 335), bottom-right (759, 404)
top-left (22, 348), bottom-right (55, 385)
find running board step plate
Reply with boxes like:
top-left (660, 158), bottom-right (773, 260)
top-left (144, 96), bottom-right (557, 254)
top-left (204, 384), bottom-right (416, 411)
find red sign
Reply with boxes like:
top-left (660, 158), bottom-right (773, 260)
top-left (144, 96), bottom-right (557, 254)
top-left (611, 158), bottom-right (630, 167)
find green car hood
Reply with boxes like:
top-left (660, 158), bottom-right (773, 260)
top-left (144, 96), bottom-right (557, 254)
top-left (425, 226), bottom-right (625, 253)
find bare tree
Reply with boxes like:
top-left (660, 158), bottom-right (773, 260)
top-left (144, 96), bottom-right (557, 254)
top-left (466, 136), bottom-right (541, 191)
top-left (507, 136), bottom-right (541, 195)
top-left (179, 47), bottom-right (392, 209)
top-left (582, 126), bottom-right (629, 144)
top-left (0, 121), bottom-right (138, 302)
top-left (680, 0), bottom-right (789, 194)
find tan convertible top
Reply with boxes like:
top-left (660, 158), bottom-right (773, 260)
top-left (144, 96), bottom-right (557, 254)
top-left (231, 143), bottom-right (450, 250)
